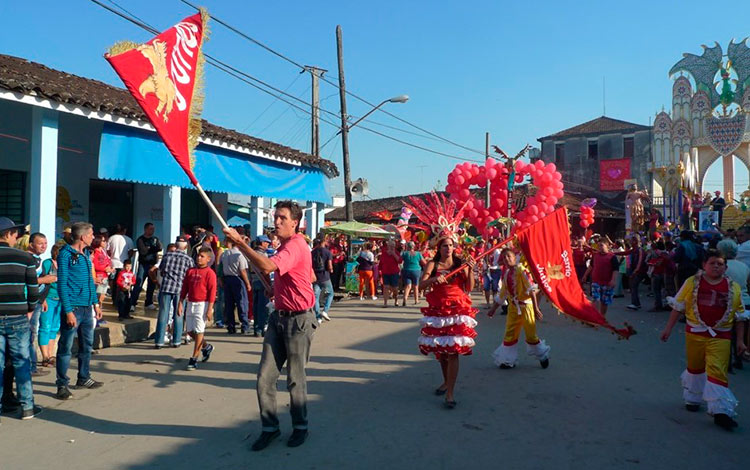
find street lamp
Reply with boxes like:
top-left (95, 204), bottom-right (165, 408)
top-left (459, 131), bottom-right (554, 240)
top-left (340, 95), bottom-right (409, 221)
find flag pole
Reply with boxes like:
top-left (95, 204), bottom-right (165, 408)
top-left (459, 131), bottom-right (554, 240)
top-left (194, 182), bottom-right (272, 292)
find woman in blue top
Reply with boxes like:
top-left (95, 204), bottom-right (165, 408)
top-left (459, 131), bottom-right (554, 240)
top-left (401, 241), bottom-right (426, 306)
top-left (39, 244), bottom-right (61, 367)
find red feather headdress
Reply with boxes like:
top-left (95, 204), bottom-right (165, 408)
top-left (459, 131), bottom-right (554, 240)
top-left (403, 192), bottom-right (469, 244)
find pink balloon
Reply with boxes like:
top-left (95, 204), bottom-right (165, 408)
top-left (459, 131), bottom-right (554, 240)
top-left (580, 220), bottom-right (589, 228)
top-left (543, 186), bottom-right (554, 197)
top-left (553, 189), bottom-right (564, 199)
top-left (546, 162), bottom-right (557, 173)
top-left (547, 197), bottom-right (558, 206)
top-left (529, 215), bottom-right (539, 224)
top-left (538, 202), bottom-right (548, 213)
top-left (515, 160), bottom-right (526, 172)
top-left (528, 205), bottom-right (539, 216)
top-left (487, 168), bottom-right (498, 180)
top-left (455, 175), bottom-right (465, 186)
top-left (540, 173), bottom-right (552, 184)
top-left (469, 208), bottom-right (479, 219)
top-left (554, 171), bottom-right (562, 180)
top-left (495, 198), bottom-right (505, 209)
top-left (486, 157), bottom-right (497, 168)
top-left (534, 160), bottom-right (545, 169)
top-left (460, 188), bottom-right (470, 199)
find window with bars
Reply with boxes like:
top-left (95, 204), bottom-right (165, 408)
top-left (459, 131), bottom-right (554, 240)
top-left (555, 143), bottom-right (564, 165)
top-left (0, 170), bottom-right (25, 223)
top-left (588, 141), bottom-right (598, 160)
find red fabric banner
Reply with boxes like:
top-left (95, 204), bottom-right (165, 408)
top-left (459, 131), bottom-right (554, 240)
top-left (515, 207), bottom-right (634, 338)
top-left (599, 158), bottom-right (631, 191)
top-left (105, 12), bottom-right (206, 185)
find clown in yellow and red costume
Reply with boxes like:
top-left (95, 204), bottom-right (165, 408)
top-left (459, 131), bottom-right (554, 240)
top-left (490, 248), bottom-right (550, 369)
top-left (662, 250), bottom-right (749, 430)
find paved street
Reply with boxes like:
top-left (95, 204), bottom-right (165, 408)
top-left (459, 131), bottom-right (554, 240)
top-left (2, 293), bottom-right (748, 469)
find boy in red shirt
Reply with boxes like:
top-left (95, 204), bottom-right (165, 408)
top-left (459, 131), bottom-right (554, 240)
top-left (589, 240), bottom-right (621, 317)
top-left (115, 260), bottom-right (135, 320)
top-left (178, 247), bottom-right (217, 371)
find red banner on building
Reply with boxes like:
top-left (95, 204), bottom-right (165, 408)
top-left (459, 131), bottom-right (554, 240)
top-left (599, 158), bottom-right (631, 191)
top-left (515, 207), bottom-right (634, 338)
top-left (105, 12), bottom-right (208, 185)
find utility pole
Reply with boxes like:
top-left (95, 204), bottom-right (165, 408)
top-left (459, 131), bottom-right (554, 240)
top-left (485, 132), bottom-right (491, 207)
top-left (336, 26), bottom-right (354, 221)
top-left (304, 66), bottom-right (327, 156)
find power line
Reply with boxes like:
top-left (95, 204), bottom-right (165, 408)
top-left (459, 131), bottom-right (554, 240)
top-left (178, 0), bottom-right (486, 157)
top-left (241, 74), bottom-right (302, 132)
top-left (90, 0), bottom-right (479, 162)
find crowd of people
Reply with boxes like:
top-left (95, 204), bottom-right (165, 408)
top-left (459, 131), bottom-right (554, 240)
top-left (2, 200), bottom-right (749, 437)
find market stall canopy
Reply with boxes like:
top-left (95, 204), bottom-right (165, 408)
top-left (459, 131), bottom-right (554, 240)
top-left (321, 221), bottom-right (392, 239)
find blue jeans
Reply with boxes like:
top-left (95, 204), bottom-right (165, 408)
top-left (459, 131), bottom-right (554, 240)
top-left (0, 315), bottom-right (34, 411)
top-left (224, 276), bottom-right (249, 331)
top-left (313, 280), bottom-right (334, 319)
top-left (252, 280), bottom-right (269, 333)
top-left (155, 292), bottom-right (183, 346)
top-left (215, 284), bottom-right (225, 326)
top-left (130, 262), bottom-right (156, 307)
top-left (56, 306), bottom-right (95, 387)
top-left (28, 304), bottom-right (42, 372)
top-left (39, 297), bottom-right (62, 346)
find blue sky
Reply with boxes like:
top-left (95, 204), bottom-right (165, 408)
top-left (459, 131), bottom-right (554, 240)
top-left (2, 0), bottom-right (749, 199)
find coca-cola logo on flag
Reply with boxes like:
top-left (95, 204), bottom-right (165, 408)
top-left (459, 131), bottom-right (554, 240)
top-left (105, 12), bottom-right (207, 185)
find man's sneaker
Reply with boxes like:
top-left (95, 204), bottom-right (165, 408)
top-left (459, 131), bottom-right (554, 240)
top-left (251, 430), bottom-right (280, 451)
top-left (287, 429), bottom-right (309, 448)
top-left (317, 318), bottom-right (323, 325)
top-left (21, 405), bottom-right (43, 420)
top-left (714, 413), bottom-right (739, 430)
top-left (540, 358), bottom-right (550, 369)
top-left (499, 363), bottom-right (515, 369)
top-left (321, 311), bottom-right (331, 321)
top-left (130, 306), bottom-right (136, 312)
top-left (145, 304), bottom-right (157, 311)
top-left (187, 357), bottom-right (198, 370)
top-left (55, 386), bottom-right (73, 400)
top-left (626, 304), bottom-right (640, 310)
top-left (685, 403), bottom-right (700, 412)
top-left (31, 369), bottom-right (50, 377)
top-left (371, 296), bottom-right (378, 300)
top-left (73, 378), bottom-right (103, 389)
top-left (201, 344), bottom-right (214, 363)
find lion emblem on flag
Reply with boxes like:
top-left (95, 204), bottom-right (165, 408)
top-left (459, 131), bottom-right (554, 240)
top-left (137, 40), bottom-right (177, 122)
top-left (546, 262), bottom-right (565, 280)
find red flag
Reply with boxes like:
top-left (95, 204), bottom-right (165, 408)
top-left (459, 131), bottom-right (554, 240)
top-left (515, 207), bottom-right (634, 338)
top-left (599, 158), bottom-right (630, 191)
top-left (105, 12), bottom-right (208, 185)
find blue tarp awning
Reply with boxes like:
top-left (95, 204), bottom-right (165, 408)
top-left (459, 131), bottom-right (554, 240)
top-left (98, 123), bottom-right (330, 203)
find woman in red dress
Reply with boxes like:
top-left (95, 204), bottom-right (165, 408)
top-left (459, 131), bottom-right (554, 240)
top-left (418, 237), bottom-right (476, 409)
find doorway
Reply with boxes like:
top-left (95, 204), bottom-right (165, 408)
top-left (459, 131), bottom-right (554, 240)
top-left (89, 179), bottom-right (134, 232)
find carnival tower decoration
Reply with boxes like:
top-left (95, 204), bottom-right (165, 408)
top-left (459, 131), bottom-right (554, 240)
top-left (652, 39), bottom-right (750, 228)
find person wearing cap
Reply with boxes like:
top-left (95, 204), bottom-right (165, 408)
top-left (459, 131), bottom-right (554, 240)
top-left (251, 235), bottom-right (272, 336)
top-left (0, 217), bottom-right (42, 420)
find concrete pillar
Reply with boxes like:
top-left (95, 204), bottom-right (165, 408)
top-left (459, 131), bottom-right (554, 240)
top-left (29, 108), bottom-right (58, 256)
top-left (305, 201), bottom-right (318, 238)
top-left (208, 192), bottom-right (228, 232)
top-left (316, 202), bottom-right (326, 235)
top-left (723, 154), bottom-right (734, 202)
top-left (249, 196), bottom-right (264, 238)
top-left (163, 185), bottom-right (181, 247)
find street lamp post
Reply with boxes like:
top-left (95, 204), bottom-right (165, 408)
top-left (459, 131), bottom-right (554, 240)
top-left (336, 25), bottom-right (408, 221)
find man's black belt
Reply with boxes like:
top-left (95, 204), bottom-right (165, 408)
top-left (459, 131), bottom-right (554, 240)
top-left (276, 308), bottom-right (312, 317)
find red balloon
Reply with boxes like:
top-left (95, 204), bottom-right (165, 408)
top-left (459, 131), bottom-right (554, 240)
top-left (460, 188), bottom-right (470, 199)
top-left (528, 205), bottom-right (539, 216)
top-left (529, 215), bottom-right (539, 224)
top-left (534, 160), bottom-right (545, 169)
top-left (470, 208), bottom-right (479, 219)
top-left (539, 202), bottom-right (549, 213)
top-left (547, 197), bottom-right (558, 206)
top-left (553, 189), bottom-right (564, 198)
top-left (546, 162), bottom-right (557, 173)
top-left (580, 220), bottom-right (589, 228)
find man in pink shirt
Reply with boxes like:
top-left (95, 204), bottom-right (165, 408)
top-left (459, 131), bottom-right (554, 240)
top-left (225, 200), bottom-right (315, 451)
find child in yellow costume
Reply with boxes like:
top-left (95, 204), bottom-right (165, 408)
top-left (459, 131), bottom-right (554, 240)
top-left (489, 248), bottom-right (550, 369)
top-left (661, 249), bottom-right (748, 430)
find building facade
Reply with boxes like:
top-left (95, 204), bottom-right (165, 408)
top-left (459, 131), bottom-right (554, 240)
top-left (537, 116), bottom-right (652, 194)
top-left (0, 54), bottom-right (337, 254)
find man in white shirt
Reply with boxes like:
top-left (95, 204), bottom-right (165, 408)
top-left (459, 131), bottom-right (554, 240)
top-left (736, 227), bottom-right (750, 269)
top-left (107, 224), bottom-right (134, 308)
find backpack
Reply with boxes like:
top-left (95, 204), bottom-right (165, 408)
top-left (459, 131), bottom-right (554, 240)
top-left (312, 248), bottom-right (326, 273)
